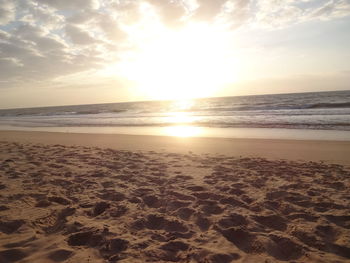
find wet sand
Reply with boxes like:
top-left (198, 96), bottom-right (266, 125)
top-left (0, 131), bottom-right (349, 262)
top-left (0, 131), bottom-right (350, 165)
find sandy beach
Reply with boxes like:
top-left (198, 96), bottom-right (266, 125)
top-left (2, 0), bottom-right (350, 261)
top-left (0, 131), bottom-right (350, 262)
top-left (1, 131), bottom-right (350, 165)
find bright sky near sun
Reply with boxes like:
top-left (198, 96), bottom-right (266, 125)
top-left (0, 0), bottom-right (350, 108)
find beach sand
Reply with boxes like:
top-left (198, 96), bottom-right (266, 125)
top-left (0, 131), bottom-right (349, 262)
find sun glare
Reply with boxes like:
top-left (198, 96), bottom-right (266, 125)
top-left (163, 125), bottom-right (203, 137)
top-left (119, 23), bottom-right (237, 100)
top-left (166, 111), bottom-right (194, 124)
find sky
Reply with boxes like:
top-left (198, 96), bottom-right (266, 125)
top-left (0, 0), bottom-right (350, 108)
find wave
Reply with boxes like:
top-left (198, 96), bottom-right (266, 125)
top-left (4, 122), bottom-right (350, 131)
top-left (307, 102), bottom-right (350, 109)
top-left (170, 101), bottom-right (350, 113)
top-left (1, 109), bottom-right (127, 117)
top-left (0, 90), bottom-right (349, 120)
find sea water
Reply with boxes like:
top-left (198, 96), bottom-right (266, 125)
top-left (0, 90), bottom-right (349, 140)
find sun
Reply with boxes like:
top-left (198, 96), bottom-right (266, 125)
top-left (119, 23), bottom-right (238, 100)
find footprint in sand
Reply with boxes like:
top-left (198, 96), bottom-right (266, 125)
top-left (3, 235), bottom-right (37, 249)
top-left (201, 203), bottom-right (224, 215)
top-left (35, 199), bottom-right (51, 207)
top-left (99, 238), bottom-right (129, 259)
top-left (0, 205), bottom-right (9, 211)
top-left (48, 196), bottom-right (71, 205)
top-left (315, 224), bottom-right (337, 242)
top-left (47, 249), bottom-right (74, 262)
top-left (109, 205), bottom-right (128, 217)
top-left (132, 214), bottom-right (189, 233)
top-left (142, 195), bottom-right (162, 208)
top-left (0, 249), bottom-right (28, 263)
top-left (287, 213), bottom-right (319, 222)
top-left (192, 192), bottom-right (223, 201)
top-left (325, 215), bottom-right (350, 228)
top-left (98, 191), bottom-right (125, 202)
top-left (92, 201), bottom-right (110, 216)
top-left (160, 241), bottom-right (189, 252)
top-left (166, 200), bottom-right (191, 211)
top-left (217, 214), bottom-right (247, 228)
top-left (219, 227), bottom-right (264, 254)
top-left (252, 215), bottom-right (287, 231)
top-left (176, 207), bottom-right (195, 221)
top-left (67, 231), bottom-right (103, 247)
top-left (209, 253), bottom-right (240, 263)
top-left (267, 235), bottom-right (304, 261)
top-left (0, 220), bottom-right (25, 234)
top-left (195, 215), bottom-right (211, 231)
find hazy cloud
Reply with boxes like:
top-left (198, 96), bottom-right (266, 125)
top-left (0, 0), bottom-right (349, 91)
top-left (65, 24), bottom-right (97, 45)
top-left (308, 0), bottom-right (350, 20)
top-left (34, 0), bottom-right (100, 11)
top-left (0, 0), bottom-right (16, 25)
top-left (147, 0), bottom-right (187, 26)
top-left (194, 0), bottom-right (228, 20)
top-left (255, 0), bottom-right (350, 28)
top-left (217, 0), bottom-right (252, 29)
top-left (66, 10), bottom-right (99, 25)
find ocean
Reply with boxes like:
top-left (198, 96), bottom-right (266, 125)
top-left (1, 90), bottom-right (350, 140)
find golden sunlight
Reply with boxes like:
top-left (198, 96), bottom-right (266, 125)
top-left (163, 125), bottom-right (203, 137)
top-left (119, 23), bottom-right (238, 100)
top-left (166, 111), bottom-right (195, 124)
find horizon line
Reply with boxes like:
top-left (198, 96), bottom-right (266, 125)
top-left (0, 88), bottom-right (348, 111)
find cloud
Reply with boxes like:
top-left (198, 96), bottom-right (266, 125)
top-left (10, 24), bottom-right (66, 57)
top-left (254, 0), bottom-right (350, 29)
top-left (0, 0), bottom-right (349, 92)
top-left (34, 0), bottom-right (100, 11)
top-left (308, 0), bottom-right (350, 20)
top-left (97, 15), bottom-right (127, 41)
top-left (0, 29), bottom-right (10, 39)
top-left (146, 0), bottom-right (187, 26)
top-left (194, 0), bottom-right (228, 20)
top-left (65, 24), bottom-right (98, 45)
top-left (0, 57), bottom-right (23, 79)
top-left (19, 3), bottom-right (65, 30)
top-left (0, 0), bottom-right (16, 25)
top-left (0, 0), bottom-right (131, 90)
top-left (217, 0), bottom-right (252, 29)
top-left (256, 4), bottom-right (303, 28)
top-left (0, 21), bottom-right (103, 88)
top-left (66, 10), bottom-right (98, 24)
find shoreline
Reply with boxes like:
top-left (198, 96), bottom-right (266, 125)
top-left (0, 125), bottom-right (350, 141)
top-left (1, 130), bottom-right (350, 165)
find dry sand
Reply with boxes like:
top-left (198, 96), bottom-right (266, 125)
top-left (0, 131), bottom-right (349, 262)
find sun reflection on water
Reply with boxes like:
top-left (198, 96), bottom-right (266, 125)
top-left (164, 99), bottom-right (197, 124)
top-left (161, 99), bottom-right (204, 137)
top-left (171, 99), bottom-right (194, 111)
top-left (166, 111), bottom-right (194, 124)
top-left (163, 125), bottom-right (203, 137)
